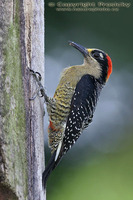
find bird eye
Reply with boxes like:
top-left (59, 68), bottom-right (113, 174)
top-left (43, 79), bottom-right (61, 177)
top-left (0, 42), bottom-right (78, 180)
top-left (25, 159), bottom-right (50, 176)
top-left (91, 51), bottom-right (104, 60)
top-left (93, 52), bottom-right (100, 58)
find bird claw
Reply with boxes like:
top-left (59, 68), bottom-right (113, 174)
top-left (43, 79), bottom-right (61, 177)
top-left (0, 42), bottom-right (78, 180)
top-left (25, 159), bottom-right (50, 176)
top-left (29, 69), bottom-right (44, 100)
top-left (29, 88), bottom-right (40, 101)
top-left (29, 69), bottom-right (49, 104)
top-left (30, 69), bottom-right (42, 82)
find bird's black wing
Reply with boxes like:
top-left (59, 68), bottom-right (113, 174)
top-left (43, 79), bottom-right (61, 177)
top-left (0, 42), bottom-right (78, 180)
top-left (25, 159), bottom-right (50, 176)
top-left (54, 74), bottom-right (102, 166)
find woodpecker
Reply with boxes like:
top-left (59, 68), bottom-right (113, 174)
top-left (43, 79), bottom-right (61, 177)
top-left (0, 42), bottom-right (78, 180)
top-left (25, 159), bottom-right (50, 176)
top-left (42, 41), bottom-right (112, 188)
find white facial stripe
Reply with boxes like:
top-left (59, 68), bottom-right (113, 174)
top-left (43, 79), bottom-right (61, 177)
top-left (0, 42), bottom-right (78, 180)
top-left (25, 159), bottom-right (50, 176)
top-left (99, 53), bottom-right (104, 59)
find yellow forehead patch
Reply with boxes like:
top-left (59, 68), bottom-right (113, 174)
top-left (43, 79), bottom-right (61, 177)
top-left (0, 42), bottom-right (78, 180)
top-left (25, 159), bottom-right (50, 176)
top-left (87, 49), bottom-right (94, 53)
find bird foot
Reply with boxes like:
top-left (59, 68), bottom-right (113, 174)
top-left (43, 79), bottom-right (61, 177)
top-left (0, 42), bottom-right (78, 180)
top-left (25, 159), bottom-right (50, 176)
top-left (29, 69), bottom-right (47, 101)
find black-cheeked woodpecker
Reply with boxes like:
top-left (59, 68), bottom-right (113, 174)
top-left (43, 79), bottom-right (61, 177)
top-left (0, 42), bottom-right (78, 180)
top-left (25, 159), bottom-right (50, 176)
top-left (41, 41), bottom-right (112, 188)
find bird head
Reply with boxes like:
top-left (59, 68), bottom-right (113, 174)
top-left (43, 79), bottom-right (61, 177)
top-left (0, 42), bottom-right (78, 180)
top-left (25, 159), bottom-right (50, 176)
top-left (69, 41), bottom-right (112, 84)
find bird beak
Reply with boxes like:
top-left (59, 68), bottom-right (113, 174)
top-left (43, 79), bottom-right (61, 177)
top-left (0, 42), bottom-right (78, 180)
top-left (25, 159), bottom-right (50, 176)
top-left (68, 41), bottom-right (89, 58)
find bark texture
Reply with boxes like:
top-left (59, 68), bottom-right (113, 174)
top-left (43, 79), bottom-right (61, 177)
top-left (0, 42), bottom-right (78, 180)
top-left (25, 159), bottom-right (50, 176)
top-left (0, 0), bottom-right (45, 199)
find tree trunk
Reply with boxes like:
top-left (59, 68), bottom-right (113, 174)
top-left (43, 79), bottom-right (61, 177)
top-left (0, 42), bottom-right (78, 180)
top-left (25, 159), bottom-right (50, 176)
top-left (0, 0), bottom-right (45, 200)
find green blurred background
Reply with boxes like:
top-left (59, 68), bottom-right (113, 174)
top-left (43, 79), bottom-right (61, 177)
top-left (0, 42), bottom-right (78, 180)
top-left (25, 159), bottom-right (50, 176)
top-left (44, 0), bottom-right (133, 199)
